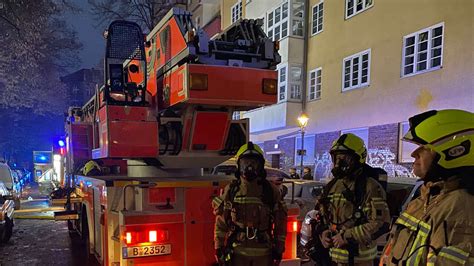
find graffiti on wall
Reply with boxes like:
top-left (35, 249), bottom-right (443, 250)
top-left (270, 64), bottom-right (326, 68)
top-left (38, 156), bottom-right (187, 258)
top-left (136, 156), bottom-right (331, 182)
top-left (314, 148), bottom-right (415, 179)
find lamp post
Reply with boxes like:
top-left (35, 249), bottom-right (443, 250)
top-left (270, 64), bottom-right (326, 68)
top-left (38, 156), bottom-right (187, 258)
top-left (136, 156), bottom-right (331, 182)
top-left (297, 113), bottom-right (309, 178)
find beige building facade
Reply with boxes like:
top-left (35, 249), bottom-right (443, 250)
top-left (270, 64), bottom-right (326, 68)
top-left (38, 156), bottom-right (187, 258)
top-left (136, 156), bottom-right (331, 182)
top-left (219, 0), bottom-right (473, 179)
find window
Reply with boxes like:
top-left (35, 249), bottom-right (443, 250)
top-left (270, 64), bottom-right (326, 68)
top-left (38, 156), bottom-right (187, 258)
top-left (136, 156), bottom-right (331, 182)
top-left (290, 66), bottom-right (302, 100)
top-left (342, 49), bottom-right (371, 91)
top-left (311, 1), bottom-right (323, 35)
top-left (292, 0), bottom-right (304, 36)
top-left (295, 135), bottom-right (316, 165)
top-left (402, 23), bottom-right (444, 77)
top-left (308, 67), bottom-right (322, 100)
top-left (278, 66), bottom-right (287, 101)
top-left (231, 1), bottom-right (242, 24)
top-left (345, 0), bottom-right (373, 19)
top-left (267, 2), bottom-right (289, 41)
top-left (399, 122), bottom-right (417, 163)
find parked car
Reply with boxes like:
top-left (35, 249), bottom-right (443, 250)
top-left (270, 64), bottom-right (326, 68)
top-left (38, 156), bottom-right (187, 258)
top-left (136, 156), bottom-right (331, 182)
top-left (0, 163), bottom-right (21, 210)
top-left (0, 181), bottom-right (15, 243)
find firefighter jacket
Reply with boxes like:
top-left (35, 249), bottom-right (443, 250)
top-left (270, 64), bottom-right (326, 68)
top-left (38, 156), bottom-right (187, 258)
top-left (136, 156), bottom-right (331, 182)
top-left (212, 178), bottom-right (288, 259)
top-left (320, 174), bottom-right (391, 264)
top-left (383, 176), bottom-right (474, 266)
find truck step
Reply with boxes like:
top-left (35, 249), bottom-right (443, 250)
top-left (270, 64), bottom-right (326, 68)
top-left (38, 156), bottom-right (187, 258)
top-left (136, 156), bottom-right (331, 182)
top-left (54, 210), bottom-right (79, 221)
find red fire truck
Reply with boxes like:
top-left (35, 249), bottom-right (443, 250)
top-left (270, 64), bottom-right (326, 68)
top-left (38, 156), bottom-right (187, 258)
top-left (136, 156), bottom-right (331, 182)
top-left (54, 8), bottom-right (300, 266)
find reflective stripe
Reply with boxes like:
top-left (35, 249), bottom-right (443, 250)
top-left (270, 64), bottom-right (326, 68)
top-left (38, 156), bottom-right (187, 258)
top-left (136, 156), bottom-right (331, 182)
top-left (213, 197), bottom-right (223, 206)
top-left (233, 197), bottom-right (263, 204)
top-left (438, 246), bottom-right (469, 265)
top-left (215, 230), bottom-right (226, 237)
top-left (329, 246), bottom-right (377, 262)
top-left (353, 225), bottom-right (363, 240)
top-left (427, 251), bottom-right (436, 266)
top-left (233, 245), bottom-right (272, 256)
top-left (395, 212), bottom-right (420, 232)
top-left (406, 220), bottom-right (431, 266)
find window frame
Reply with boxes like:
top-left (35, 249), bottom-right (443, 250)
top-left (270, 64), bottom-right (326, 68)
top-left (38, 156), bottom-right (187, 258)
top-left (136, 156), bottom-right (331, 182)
top-left (401, 22), bottom-right (444, 78)
top-left (295, 134), bottom-right (316, 165)
top-left (311, 1), bottom-right (324, 36)
top-left (341, 49), bottom-right (371, 92)
top-left (289, 65), bottom-right (302, 100)
top-left (345, 0), bottom-right (374, 20)
top-left (308, 67), bottom-right (322, 101)
top-left (267, 2), bottom-right (289, 41)
top-left (291, 0), bottom-right (305, 37)
top-left (278, 65), bottom-right (288, 102)
top-left (231, 1), bottom-right (243, 24)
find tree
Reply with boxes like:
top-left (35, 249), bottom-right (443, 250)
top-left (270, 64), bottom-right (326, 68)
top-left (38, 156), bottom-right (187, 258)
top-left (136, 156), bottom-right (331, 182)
top-left (0, 0), bottom-right (82, 115)
top-left (0, 0), bottom-right (82, 164)
top-left (88, 0), bottom-right (187, 32)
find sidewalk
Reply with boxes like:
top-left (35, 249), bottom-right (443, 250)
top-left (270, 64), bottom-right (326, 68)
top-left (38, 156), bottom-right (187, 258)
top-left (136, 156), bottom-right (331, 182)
top-left (15, 182), bottom-right (57, 220)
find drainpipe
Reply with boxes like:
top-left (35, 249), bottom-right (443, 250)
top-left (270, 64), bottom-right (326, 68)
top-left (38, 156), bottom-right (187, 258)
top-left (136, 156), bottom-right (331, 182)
top-left (301, 0), bottom-right (310, 112)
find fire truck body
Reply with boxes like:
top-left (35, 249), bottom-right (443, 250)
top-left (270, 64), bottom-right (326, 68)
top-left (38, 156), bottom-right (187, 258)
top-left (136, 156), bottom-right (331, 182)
top-left (57, 7), bottom-right (300, 266)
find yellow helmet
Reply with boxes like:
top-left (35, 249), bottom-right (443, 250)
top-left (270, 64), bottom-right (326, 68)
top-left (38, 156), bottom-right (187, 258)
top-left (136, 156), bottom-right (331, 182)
top-left (236, 142), bottom-right (265, 163)
top-left (330, 133), bottom-right (367, 164)
top-left (403, 109), bottom-right (474, 170)
top-left (83, 160), bottom-right (102, 176)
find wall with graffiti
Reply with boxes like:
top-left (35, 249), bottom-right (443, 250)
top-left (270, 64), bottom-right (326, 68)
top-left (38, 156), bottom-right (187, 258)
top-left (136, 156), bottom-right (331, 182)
top-left (314, 148), bottom-right (414, 179)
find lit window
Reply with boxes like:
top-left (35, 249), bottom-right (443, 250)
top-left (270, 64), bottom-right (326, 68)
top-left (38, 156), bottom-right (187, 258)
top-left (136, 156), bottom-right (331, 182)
top-left (342, 49), bottom-right (371, 91)
top-left (311, 1), bottom-right (324, 35)
top-left (345, 0), bottom-right (373, 19)
top-left (308, 67), bottom-right (322, 100)
top-left (402, 23), bottom-right (444, 77)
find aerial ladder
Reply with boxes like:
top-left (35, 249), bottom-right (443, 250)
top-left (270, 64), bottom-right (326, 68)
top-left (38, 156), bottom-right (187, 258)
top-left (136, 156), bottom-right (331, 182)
top-left (53, 8), bottom-right (300, 266)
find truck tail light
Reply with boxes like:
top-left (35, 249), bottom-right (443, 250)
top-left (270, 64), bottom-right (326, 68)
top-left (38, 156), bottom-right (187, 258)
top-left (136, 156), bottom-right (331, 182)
top-left (123, 227), bottom-right (169, 245)
top-left (262, 79), bottom-right (277, 95)
top-left (190, 73), bottom-right (208, 90)
top-left (287, 221), bottom-right (300, 233)
top-left (149, 230), bottom-right (157, 242)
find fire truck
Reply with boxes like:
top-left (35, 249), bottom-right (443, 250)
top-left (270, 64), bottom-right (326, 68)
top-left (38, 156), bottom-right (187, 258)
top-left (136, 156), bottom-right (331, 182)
top-left (54, 8), bottom-right (301, 266)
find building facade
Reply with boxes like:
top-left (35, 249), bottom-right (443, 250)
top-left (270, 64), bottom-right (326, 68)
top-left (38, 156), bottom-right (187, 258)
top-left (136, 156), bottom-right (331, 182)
top-left (61, 68), bottom-right (103, 107)
top-left (188, 0), bottom-right (221, 37)
top-left (219, 0), bottom-right (473, 180)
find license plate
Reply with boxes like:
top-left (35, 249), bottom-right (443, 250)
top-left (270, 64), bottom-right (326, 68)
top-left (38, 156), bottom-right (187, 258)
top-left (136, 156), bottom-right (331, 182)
top-left (122, 244), bottom-right (171, 259)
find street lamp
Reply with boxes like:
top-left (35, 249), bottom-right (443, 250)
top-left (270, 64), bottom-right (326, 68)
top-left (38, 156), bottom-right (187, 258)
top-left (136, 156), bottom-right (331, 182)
top-left (297, 113), bottom-right (309, 177)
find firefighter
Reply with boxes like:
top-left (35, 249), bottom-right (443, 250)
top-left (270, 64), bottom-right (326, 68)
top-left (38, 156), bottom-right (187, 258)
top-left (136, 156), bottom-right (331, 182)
top-left (316, 133), bottom-right (390, 266)
top-left (381, 109), bottom-right (474, 266)
top-left (212, 142), bottom-right (288, 266)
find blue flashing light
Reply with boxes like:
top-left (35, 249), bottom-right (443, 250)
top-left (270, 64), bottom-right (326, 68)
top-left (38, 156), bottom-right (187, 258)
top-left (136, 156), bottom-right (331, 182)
top-left (40, 156), bottom-right (47, 161)
top-left (58, 140), bottom-right (65, 147)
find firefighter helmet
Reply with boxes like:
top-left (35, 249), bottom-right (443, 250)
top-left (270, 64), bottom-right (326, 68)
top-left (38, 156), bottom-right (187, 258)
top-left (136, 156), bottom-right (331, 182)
top-left (236, 142), bottom-right (265, 164)
top-left (403, 109), bottom-right (474, 170)
top-left (235, 142), bottom-right (266, 179)
top-left (83, 160), bottom-right (102, 176)
top-left (330, 133), bottom-right (367, 164)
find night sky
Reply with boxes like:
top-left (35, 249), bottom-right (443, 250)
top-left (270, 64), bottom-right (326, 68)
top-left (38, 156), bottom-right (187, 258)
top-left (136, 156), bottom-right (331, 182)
top-left (63, 1), bottom-right (104, 70)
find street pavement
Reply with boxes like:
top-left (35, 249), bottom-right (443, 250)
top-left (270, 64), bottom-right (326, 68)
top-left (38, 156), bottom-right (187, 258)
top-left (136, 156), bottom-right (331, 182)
top-left (0, 183), bottom-right (96, 266)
